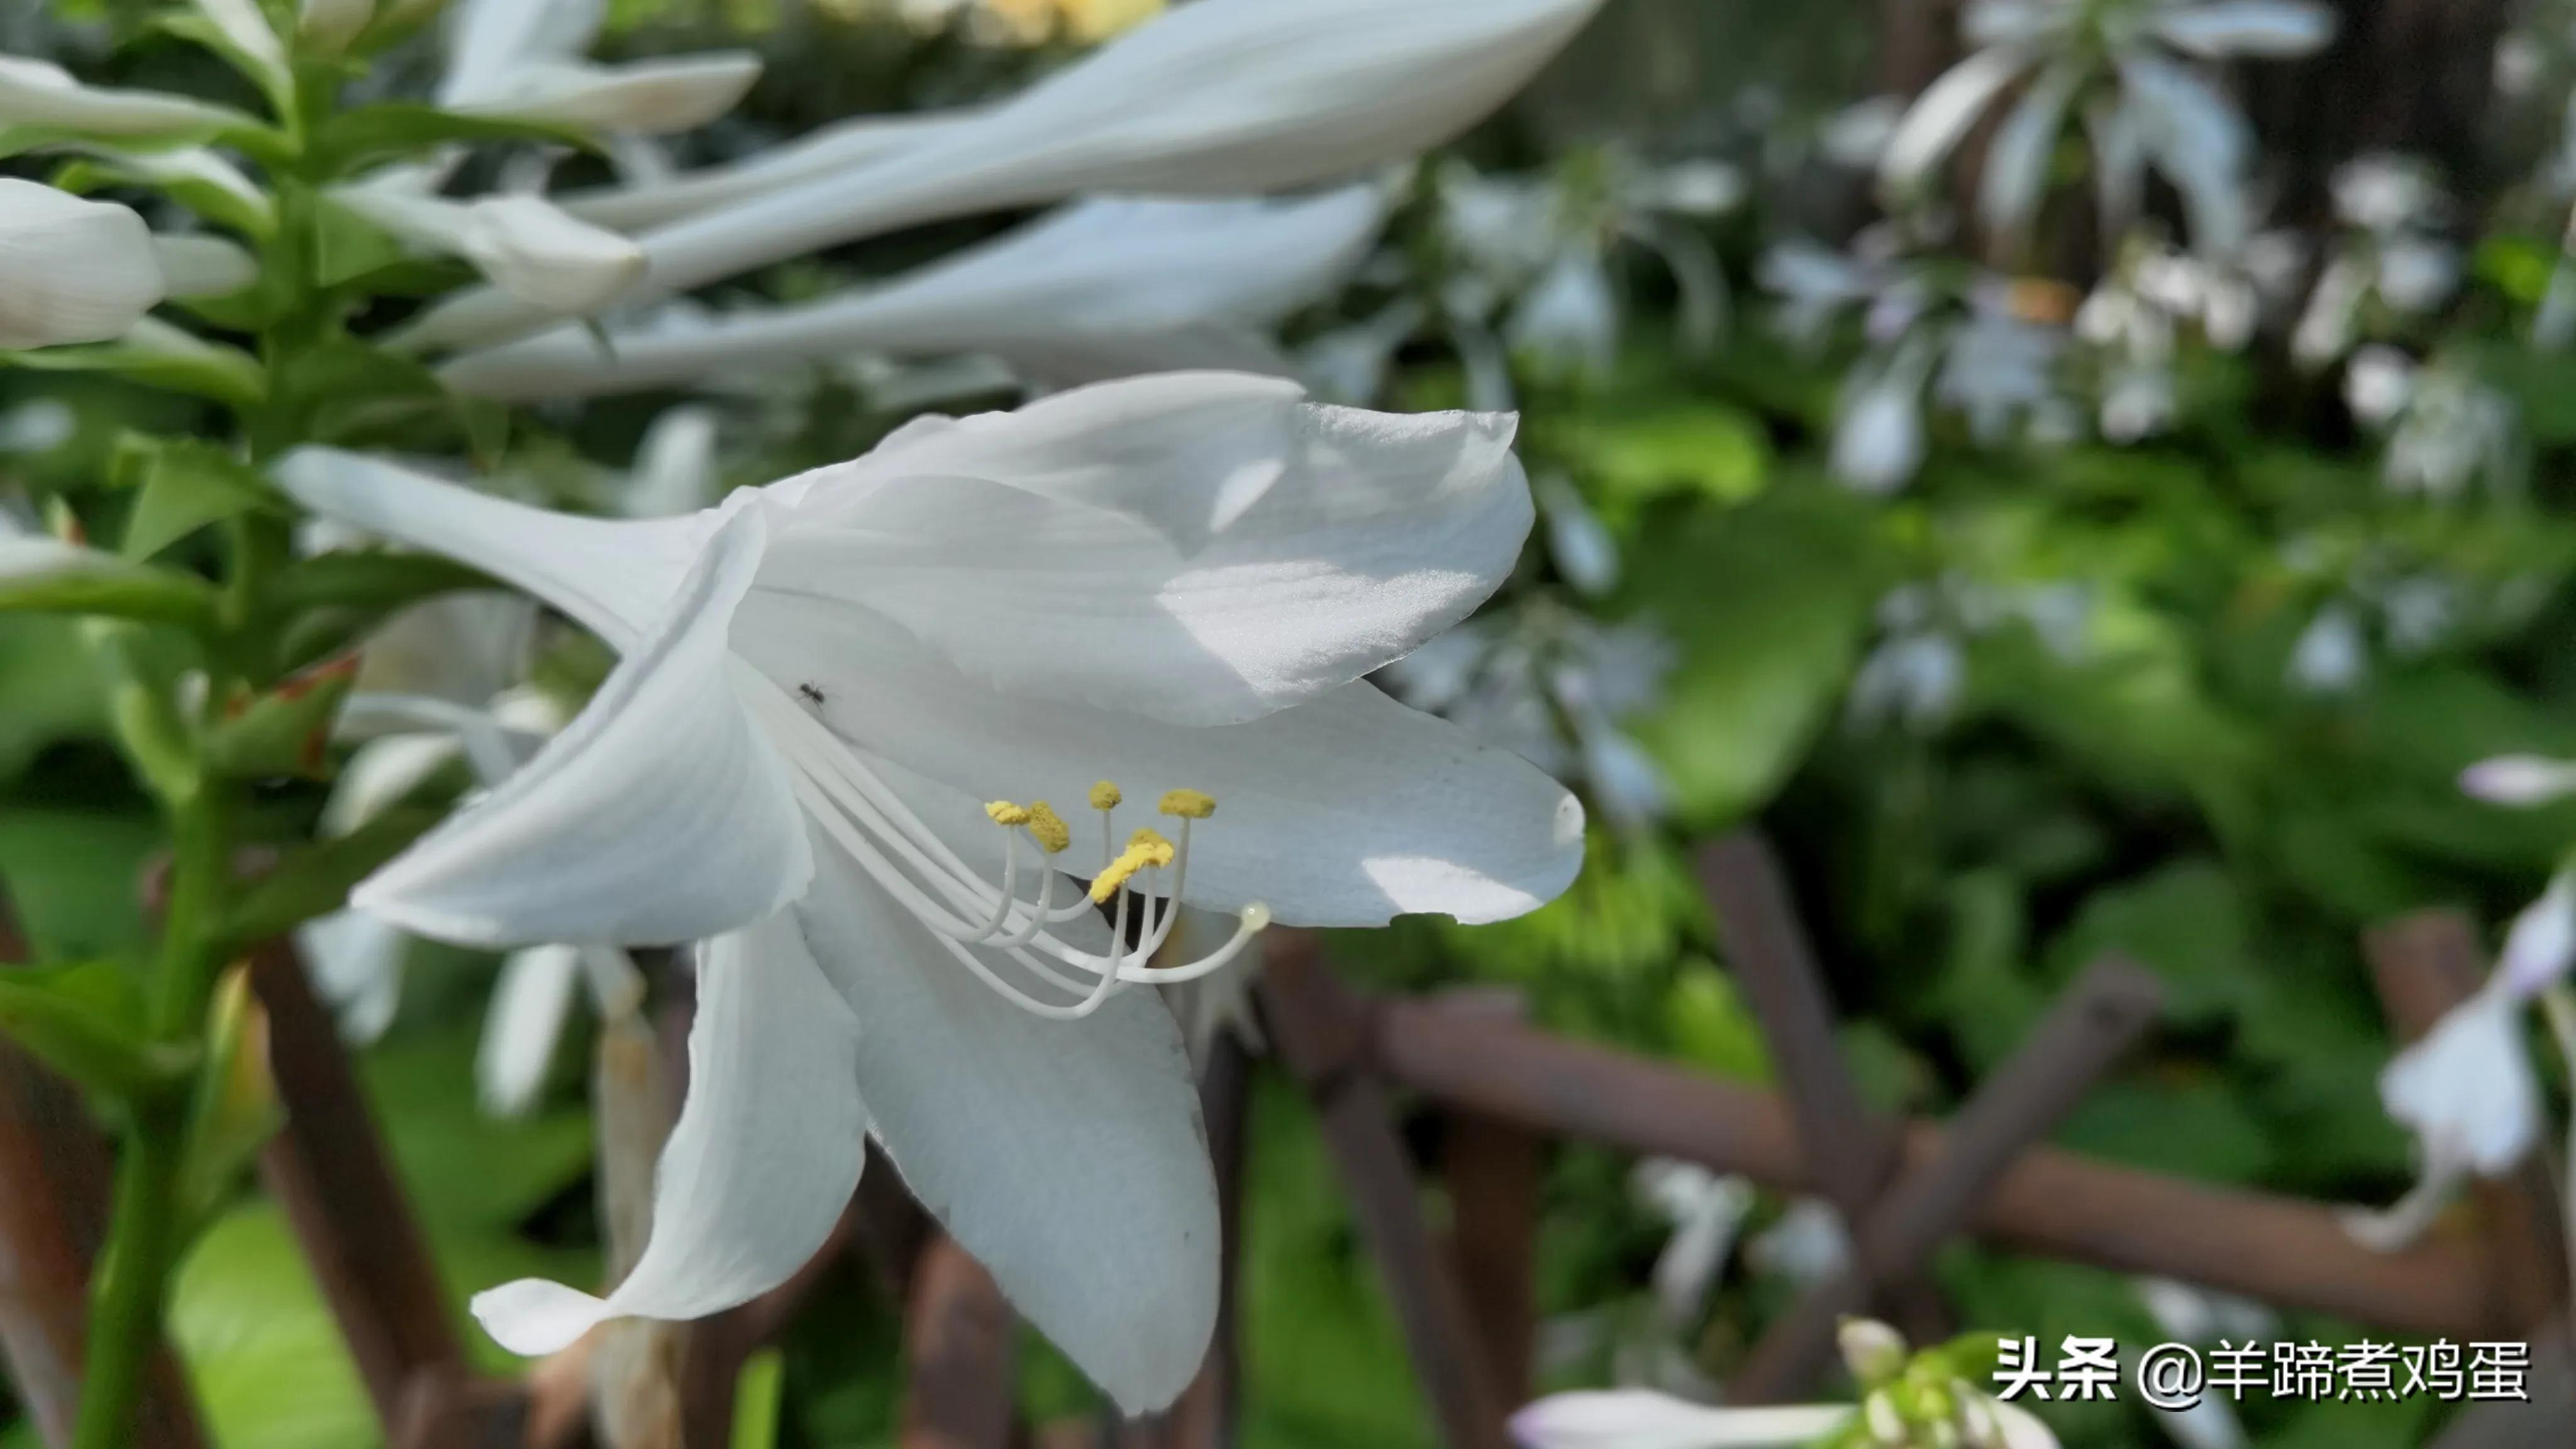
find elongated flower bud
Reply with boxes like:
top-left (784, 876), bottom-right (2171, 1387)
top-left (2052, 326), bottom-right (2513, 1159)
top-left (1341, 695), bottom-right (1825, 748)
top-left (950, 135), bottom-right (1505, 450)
top-left (0, 182), bottom-right (165, 350)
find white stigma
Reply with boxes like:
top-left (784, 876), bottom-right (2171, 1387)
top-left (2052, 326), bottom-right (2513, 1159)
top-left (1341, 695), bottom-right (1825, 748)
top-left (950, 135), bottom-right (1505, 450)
top-left (745, 670), bottom-right (1269, 1020)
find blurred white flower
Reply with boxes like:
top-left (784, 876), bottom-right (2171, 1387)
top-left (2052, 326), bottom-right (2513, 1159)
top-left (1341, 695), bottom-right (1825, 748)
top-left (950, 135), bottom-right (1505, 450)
top-left (333, 174), bottom-right (647, 318)
top-left (2287, 602), bottom-right (2366, 694)
top-left (1744, 1198), bottom-right (1852, 1285)
top-left (0, 55), bottom-right (257, 138)
top-left (2461, 755), bottom-right (2576, 807)
top-left (2499, 874), bottom-right (2576, 997)
top-left (1884, 0), bottom-right (2332, 250)
top-left (2294, 156), bottom-right (2459, 369)
top-left (1508, 249), bottom-right (1621, 382)
top-left (440, 189), bottom-right (1385, 400)
top-left (402, 0), bottom-right (1609, 352)
top-left (0, 181), bottom-right (166, 351)
top-left (0, 399), bottom-right (76, 455)
top-left (2348, 985), bottom-right (2541, 1252)
top-left (1632, 1160), bottom-right (1755, 1330)
top-left (2341, 345), bottom-right (2414, 425)
top-left (1833, 349), bottom-right (1931, 494)
top-left (151, 235), bottom-right (258, 299)
top-left (1511, 1391), bottom-right (1852, 1449)
top-left (2378, 360), bottom-right (2516, 500)
top-left (438, 0), bottom-right (761, 136)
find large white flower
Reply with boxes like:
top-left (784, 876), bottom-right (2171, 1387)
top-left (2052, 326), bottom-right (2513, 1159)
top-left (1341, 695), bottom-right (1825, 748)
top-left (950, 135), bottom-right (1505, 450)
top-left (438, 188), bottom-right (1389, 401)
top-left (1884, 0), bottom-right (2333, 250)
top-left (399, 0), bottom-right (1608, 351)
top-left (438, 0), bottom-right (761, 136)
top-left (274, 372), bottom-right (1583, 1409)
top-left (0, 181), bottom-right (167, 352)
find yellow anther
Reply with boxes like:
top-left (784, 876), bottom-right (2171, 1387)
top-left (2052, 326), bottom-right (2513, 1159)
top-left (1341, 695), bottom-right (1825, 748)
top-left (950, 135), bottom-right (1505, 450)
top-left (985, 801), bottom-right (1032, 827)
top-left (1024, 802), bottom-right (1071, 855)
top-left (1090, 829), bottom-right (1178, 903)
top-left (1089, 780), bottom-right (1123, 811)
top-left (1158, 788), bottom-right (1217, 819)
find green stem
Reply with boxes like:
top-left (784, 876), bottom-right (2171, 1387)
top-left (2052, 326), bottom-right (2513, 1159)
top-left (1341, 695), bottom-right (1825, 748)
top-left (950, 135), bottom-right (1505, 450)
top-left (72, 704), bottom-right (235, 1449)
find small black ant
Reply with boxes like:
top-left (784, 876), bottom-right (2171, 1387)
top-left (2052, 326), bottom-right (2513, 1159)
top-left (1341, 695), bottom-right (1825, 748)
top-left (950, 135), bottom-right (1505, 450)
top-left (797, 682), bottom-right (828, 706)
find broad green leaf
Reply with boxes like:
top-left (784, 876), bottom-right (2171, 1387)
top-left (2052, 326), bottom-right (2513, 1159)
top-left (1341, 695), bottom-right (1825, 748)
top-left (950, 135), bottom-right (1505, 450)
top-left (0, 808), bottom-right (157, 959)
top-left (1560, 399), bottom-right (1771, 508)
top-left (113, 433), bottom-right (282, 561)
top-left (4, 323), bottom-right (265, 410)
top-left (204, 655), bottom-right (358, 779)
top-left (1623, 484), bottom-right (1887, 828)
top-left (0, 541), bottom-right (220, 632)
top-left (170, 1206), bottom-right (382, 1449)
top-left (0, 961), bottom-right (185, 1100)
top-left (0, 618), bottom-right (111, 777)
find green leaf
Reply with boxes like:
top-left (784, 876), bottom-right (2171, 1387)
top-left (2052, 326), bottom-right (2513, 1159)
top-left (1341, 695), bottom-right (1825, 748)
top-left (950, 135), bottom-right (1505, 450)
top-left (169, 1206), bottom-right (382, 1449)
top-left (204, 654), bottom-right (359, 779)
top-left (1622, 484), bottom-right (1887, 827)
top-left (4, 325), bottom-right (266, 409)
top-left (270, 335), bottom-right (449, 447)
top-left (306, 104), bottom-right (596, 177)
top-left (1663, 958), bottom-right (1773, 1084)
top-left (0, 963), bottom-right (192, 1101)
top-left (310, 196), bottom-right (413, 289)
top-left (732, 1349), bottom-right (786, 1449)
top-left (179, 967), bottom-right (285, 1226)
top-left (270, 550), bottom-right (497, 613)
top-left (0, 618), bottom-right (112, 777)
top-left (47, 156), bottom-right (275, 239)
top-left (0, 543), bottom-right (220, 632)
top-left (0, 808), bottom-right (158, 958)
top-left (113, 433), bottom-right (282, 560)
top-left (1561, 398), bottom-right (1772, 508)
top-left (221, 806), bottom-right (442, 948)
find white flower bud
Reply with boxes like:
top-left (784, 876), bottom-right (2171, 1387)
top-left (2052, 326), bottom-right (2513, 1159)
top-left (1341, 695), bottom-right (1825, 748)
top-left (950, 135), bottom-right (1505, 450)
top-left (0, 182), bottom-right (165, 350)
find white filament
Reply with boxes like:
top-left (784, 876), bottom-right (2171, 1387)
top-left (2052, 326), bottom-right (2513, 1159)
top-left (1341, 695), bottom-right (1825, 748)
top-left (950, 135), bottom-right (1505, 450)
top-left (742, 672), bottom-right (1265, 1019)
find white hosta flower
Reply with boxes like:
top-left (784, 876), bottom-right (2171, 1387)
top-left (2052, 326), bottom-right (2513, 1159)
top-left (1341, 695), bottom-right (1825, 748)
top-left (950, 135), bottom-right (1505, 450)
top-left (2499, 875), bottom-right (2576, 998)
top-left (0, 183), bottom-right (165, 351)
top-left (334, 181), bottom-right (646, 318)
top-left (1506, 250), bottom-right (1619, 380)
top-left (2348, 986), bottom-right (2541, 1252)
top-left (1833, 352), bottom-right (1930, 494)
top-left (2461, 755), bottom-right (2576, 807)
top-left (2342, 345), bottom-right (2414, 426)
top-left (1885, 0), bottom-right (2330, 252)
top-left (0, 57), bottom-right (256, 138)
top-left (1513, 1387), bottom-right (2058, 1449)
top-left (440, 189), bottom-right (1387, 401)
top-left (560, 111), bottom-right (984, 233)
top-left (152, 235), bottom-right (259, 299)
top-left (438, 0), bottom-right (761, 137)
top-left (274, 372), bottom-right (1583, 1410)
top-left (2287, 603), bottom-right (2365, 694)
top-left (620, 406), bottom-right (722, 520)
top-left (1632, 1160), bottom-right (1755, 1330)
top-left (1511, 1391), bottom-right (1851, 1449)
top-left (401, 0), bottom-right (1608, 352)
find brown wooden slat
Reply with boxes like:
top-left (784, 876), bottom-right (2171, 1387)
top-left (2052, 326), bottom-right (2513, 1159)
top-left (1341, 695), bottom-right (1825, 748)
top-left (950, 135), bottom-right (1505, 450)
top-left (1728, 957), bottom-right (2162, 1400)
top-left (1367, 977), bottom-right (2507, 1340)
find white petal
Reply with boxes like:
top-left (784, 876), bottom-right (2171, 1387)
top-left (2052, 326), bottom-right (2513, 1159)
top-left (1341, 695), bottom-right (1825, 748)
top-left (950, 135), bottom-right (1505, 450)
top-left (397, 0), bottom-right (1604, 351)
top-left (472, 909), bottom-right (866, 1354)
top-left (733, 596), bottom-right (1585, 926)
top-left (1510, 1391), bottom-right (1850, 1449)
top-left (793, 845), bottom-right (1216, 1414)
top-left (295, 910), bottom-right (409, 1043)
top-left (273, 448), bottom-right (700, 650)
top-left (1880, 46), bottom-right (2031, 193)
top-left (0, 182), bottom-right (165, 351)
top-left (1979, 62), bottom-right (2082, 242)
top-left (441, 191), bottom-right (1385, 402)
top-left (352, 501), bottom-right (813, 948)
top-left (1833, 368), bottom-right (1926, 494)
top-left (621, 406), bottom-right (720, 519)
top-left (459, 197), bottom-right (647, 316)
top-left (319, 730), bottom-right (467, 837)
top-left (478, 944), bottom-right (584, 1117)
top-left (2116, 55), bottom-right (2253, 253)
top-left (2152, 1), bottom-right (2338, 58)
top-left (558, 110), bottom-right (984, 233)
top-left (453, 54), bottom-right (762, 135)
top-left (190, 0), bottom-right (290, 94)
top-left (0, 57), bottom-right (254, 138)
top-left (1991, 1399), bottom-right (2063, 1449)
top-left (441, 0), bottom-right (607, 108)
top-left (151, 235), bottom-right (259, 299)
top-left (2498, 875), bottom-right (2576, 998)
top-left (2379, 990), bottom-right (2541, 1176)
top-left (760, 372), bottom-right (1531, 726)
